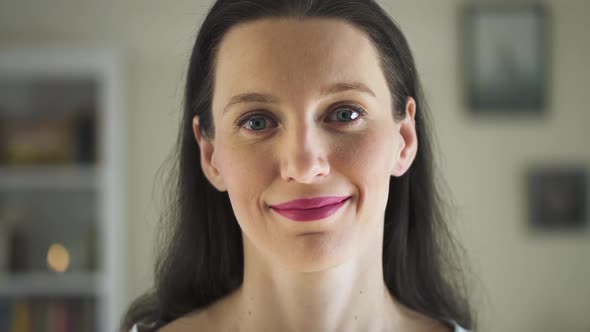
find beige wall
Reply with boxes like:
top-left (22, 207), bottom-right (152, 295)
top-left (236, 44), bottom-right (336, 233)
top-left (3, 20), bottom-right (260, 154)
top-left (1, 0), bottom-right (588, 331)
top-left (387, 1), bottom-right (590, 331)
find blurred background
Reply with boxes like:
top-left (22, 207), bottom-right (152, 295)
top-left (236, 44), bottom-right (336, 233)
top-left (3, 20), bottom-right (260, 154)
top-left (0, 0), bottom-right (588, 331)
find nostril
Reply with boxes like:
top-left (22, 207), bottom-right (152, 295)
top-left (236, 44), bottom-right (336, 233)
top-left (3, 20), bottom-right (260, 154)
top-left (283, 163), bottom-right (329, 183)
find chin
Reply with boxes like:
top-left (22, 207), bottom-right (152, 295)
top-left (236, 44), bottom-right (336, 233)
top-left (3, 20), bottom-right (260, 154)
top-left (272, 232), bottom-right (357, 273)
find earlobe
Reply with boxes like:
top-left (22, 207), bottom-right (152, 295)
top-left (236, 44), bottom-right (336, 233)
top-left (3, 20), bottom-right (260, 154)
top-left (193, 116), bottom-right (227, 192)
top-left (391, 97), bottom-right (418, 177)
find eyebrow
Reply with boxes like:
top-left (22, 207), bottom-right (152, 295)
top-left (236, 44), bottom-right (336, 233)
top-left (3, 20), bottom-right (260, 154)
top-left (223, 81), bottom-right (376, 114)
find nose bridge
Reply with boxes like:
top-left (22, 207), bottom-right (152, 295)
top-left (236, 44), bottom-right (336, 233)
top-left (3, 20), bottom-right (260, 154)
top-left (280, 119), bottom-right (330, 183)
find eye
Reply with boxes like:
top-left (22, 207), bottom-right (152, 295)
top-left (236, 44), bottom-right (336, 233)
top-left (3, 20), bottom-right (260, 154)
top-left (327, 105), bottom-right (366, 124)
top-left (245, 116), bottom-right (268, 131)
top-left (237, 113), bottom-right (277, 132)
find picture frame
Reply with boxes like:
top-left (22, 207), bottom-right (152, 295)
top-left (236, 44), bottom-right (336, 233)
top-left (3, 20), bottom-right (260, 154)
top-left (461, 3), bottom-right (550, 114)
top-left (527, 166), bottom-right (588, 231)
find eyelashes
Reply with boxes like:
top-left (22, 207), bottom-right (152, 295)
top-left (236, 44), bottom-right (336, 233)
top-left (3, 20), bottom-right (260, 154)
top-left (235, 104), bottom-right (367, 134)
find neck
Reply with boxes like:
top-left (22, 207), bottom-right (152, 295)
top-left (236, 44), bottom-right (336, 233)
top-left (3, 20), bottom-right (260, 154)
top-left (226, 234), bottom-right (402, 332)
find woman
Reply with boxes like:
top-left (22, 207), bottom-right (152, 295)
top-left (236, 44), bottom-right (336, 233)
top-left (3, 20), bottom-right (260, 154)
top-left (123, 0), bottom-right (475, 331)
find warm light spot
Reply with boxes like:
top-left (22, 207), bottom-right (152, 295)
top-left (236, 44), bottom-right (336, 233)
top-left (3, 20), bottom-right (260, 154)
top-left (47, 243), bottom-right (70, 273)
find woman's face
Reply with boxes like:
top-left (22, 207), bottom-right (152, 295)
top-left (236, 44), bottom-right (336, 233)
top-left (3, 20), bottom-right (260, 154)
top-left (195, 18), bottom-right (417, 272)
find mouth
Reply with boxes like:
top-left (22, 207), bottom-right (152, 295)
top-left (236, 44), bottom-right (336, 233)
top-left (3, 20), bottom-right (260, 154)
top-left (270, 196), bottom-right (351, 222)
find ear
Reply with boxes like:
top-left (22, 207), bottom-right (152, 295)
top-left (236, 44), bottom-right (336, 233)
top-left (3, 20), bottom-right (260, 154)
top-left (193, 116), bottom-right (227, 192)
top-left (391, 97), bottom-right (418, 177)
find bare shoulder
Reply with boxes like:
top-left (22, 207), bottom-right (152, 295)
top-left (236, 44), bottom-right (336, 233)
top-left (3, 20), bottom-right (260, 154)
top-left (157, 294), bottom-right (237, 332)
top-left (403, 314), bottom-right (454, 332)
top-left (156, 309), bottom-right (209, 332)
top-left (404, 314), bottom-right (453, 332)
top-left (391, 299), bottom-right (454, 332)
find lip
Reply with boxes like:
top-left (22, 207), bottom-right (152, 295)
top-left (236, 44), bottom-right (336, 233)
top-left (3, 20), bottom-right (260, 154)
top-left (271, 196), bottom-right (350, 210)
top-left (270, 196), bottom-right (350, 222)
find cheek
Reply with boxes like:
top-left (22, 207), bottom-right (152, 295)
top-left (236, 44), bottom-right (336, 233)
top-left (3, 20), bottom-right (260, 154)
top-left (337, 129), bottom-right (396, 180)
top-left (336, 127), bottom-right (396, 218)
top-left (215, 142), bottom-right (275, 218)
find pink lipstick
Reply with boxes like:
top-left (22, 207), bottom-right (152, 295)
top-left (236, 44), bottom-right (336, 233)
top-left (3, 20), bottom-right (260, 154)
top-left (270, 196), bottom-right (350, 222)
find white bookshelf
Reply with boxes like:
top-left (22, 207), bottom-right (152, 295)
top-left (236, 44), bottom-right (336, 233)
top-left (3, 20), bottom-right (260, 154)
top-left (0, 48), bottom-right (126, 332)
top-left (0, 166), bottom-right (97, 190)
top-left (0, 272), bottom-right (102, 297)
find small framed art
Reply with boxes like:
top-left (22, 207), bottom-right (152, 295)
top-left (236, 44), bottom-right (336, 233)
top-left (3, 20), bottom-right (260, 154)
top-left (527, 166), bottom-right (587, 231)
top-left (462, 4), bottom-right (550, 113)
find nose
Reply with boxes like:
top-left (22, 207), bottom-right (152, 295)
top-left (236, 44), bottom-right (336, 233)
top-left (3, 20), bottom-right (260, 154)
top-left (280, 124), bottom-right (330, 183)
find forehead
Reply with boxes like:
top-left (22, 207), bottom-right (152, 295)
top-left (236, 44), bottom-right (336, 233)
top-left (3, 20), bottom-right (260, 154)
top-left (212, 18), bottom-right (390, 111)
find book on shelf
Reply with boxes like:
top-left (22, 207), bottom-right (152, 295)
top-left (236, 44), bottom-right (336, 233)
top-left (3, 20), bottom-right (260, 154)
top-left (0, 297), bottom-right (95, 332)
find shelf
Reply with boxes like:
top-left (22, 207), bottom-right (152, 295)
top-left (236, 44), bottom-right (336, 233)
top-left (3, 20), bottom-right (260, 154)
top-left (0, 48), bottom-right (125, 332)
top-left (0, 165), bottom-right (98, 190)
top-left (0, 272), bottom-right (102, 297)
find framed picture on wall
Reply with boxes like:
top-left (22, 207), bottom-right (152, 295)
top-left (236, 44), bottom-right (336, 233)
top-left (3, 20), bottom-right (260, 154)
top-left (527, 166), bottom-right (588, 231)
top-left (462, 4), bottom-right (550, 114)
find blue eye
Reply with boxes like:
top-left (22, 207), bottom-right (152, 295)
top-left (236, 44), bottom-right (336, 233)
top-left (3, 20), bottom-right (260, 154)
top-left (237, 104), bottom-right (366, 134)
top-left (245, 116), bottom-right (269, 131)
top-left (329, 105), bottom-right (366, 123)
top-left (238, 113), bottom-right (277, 132)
